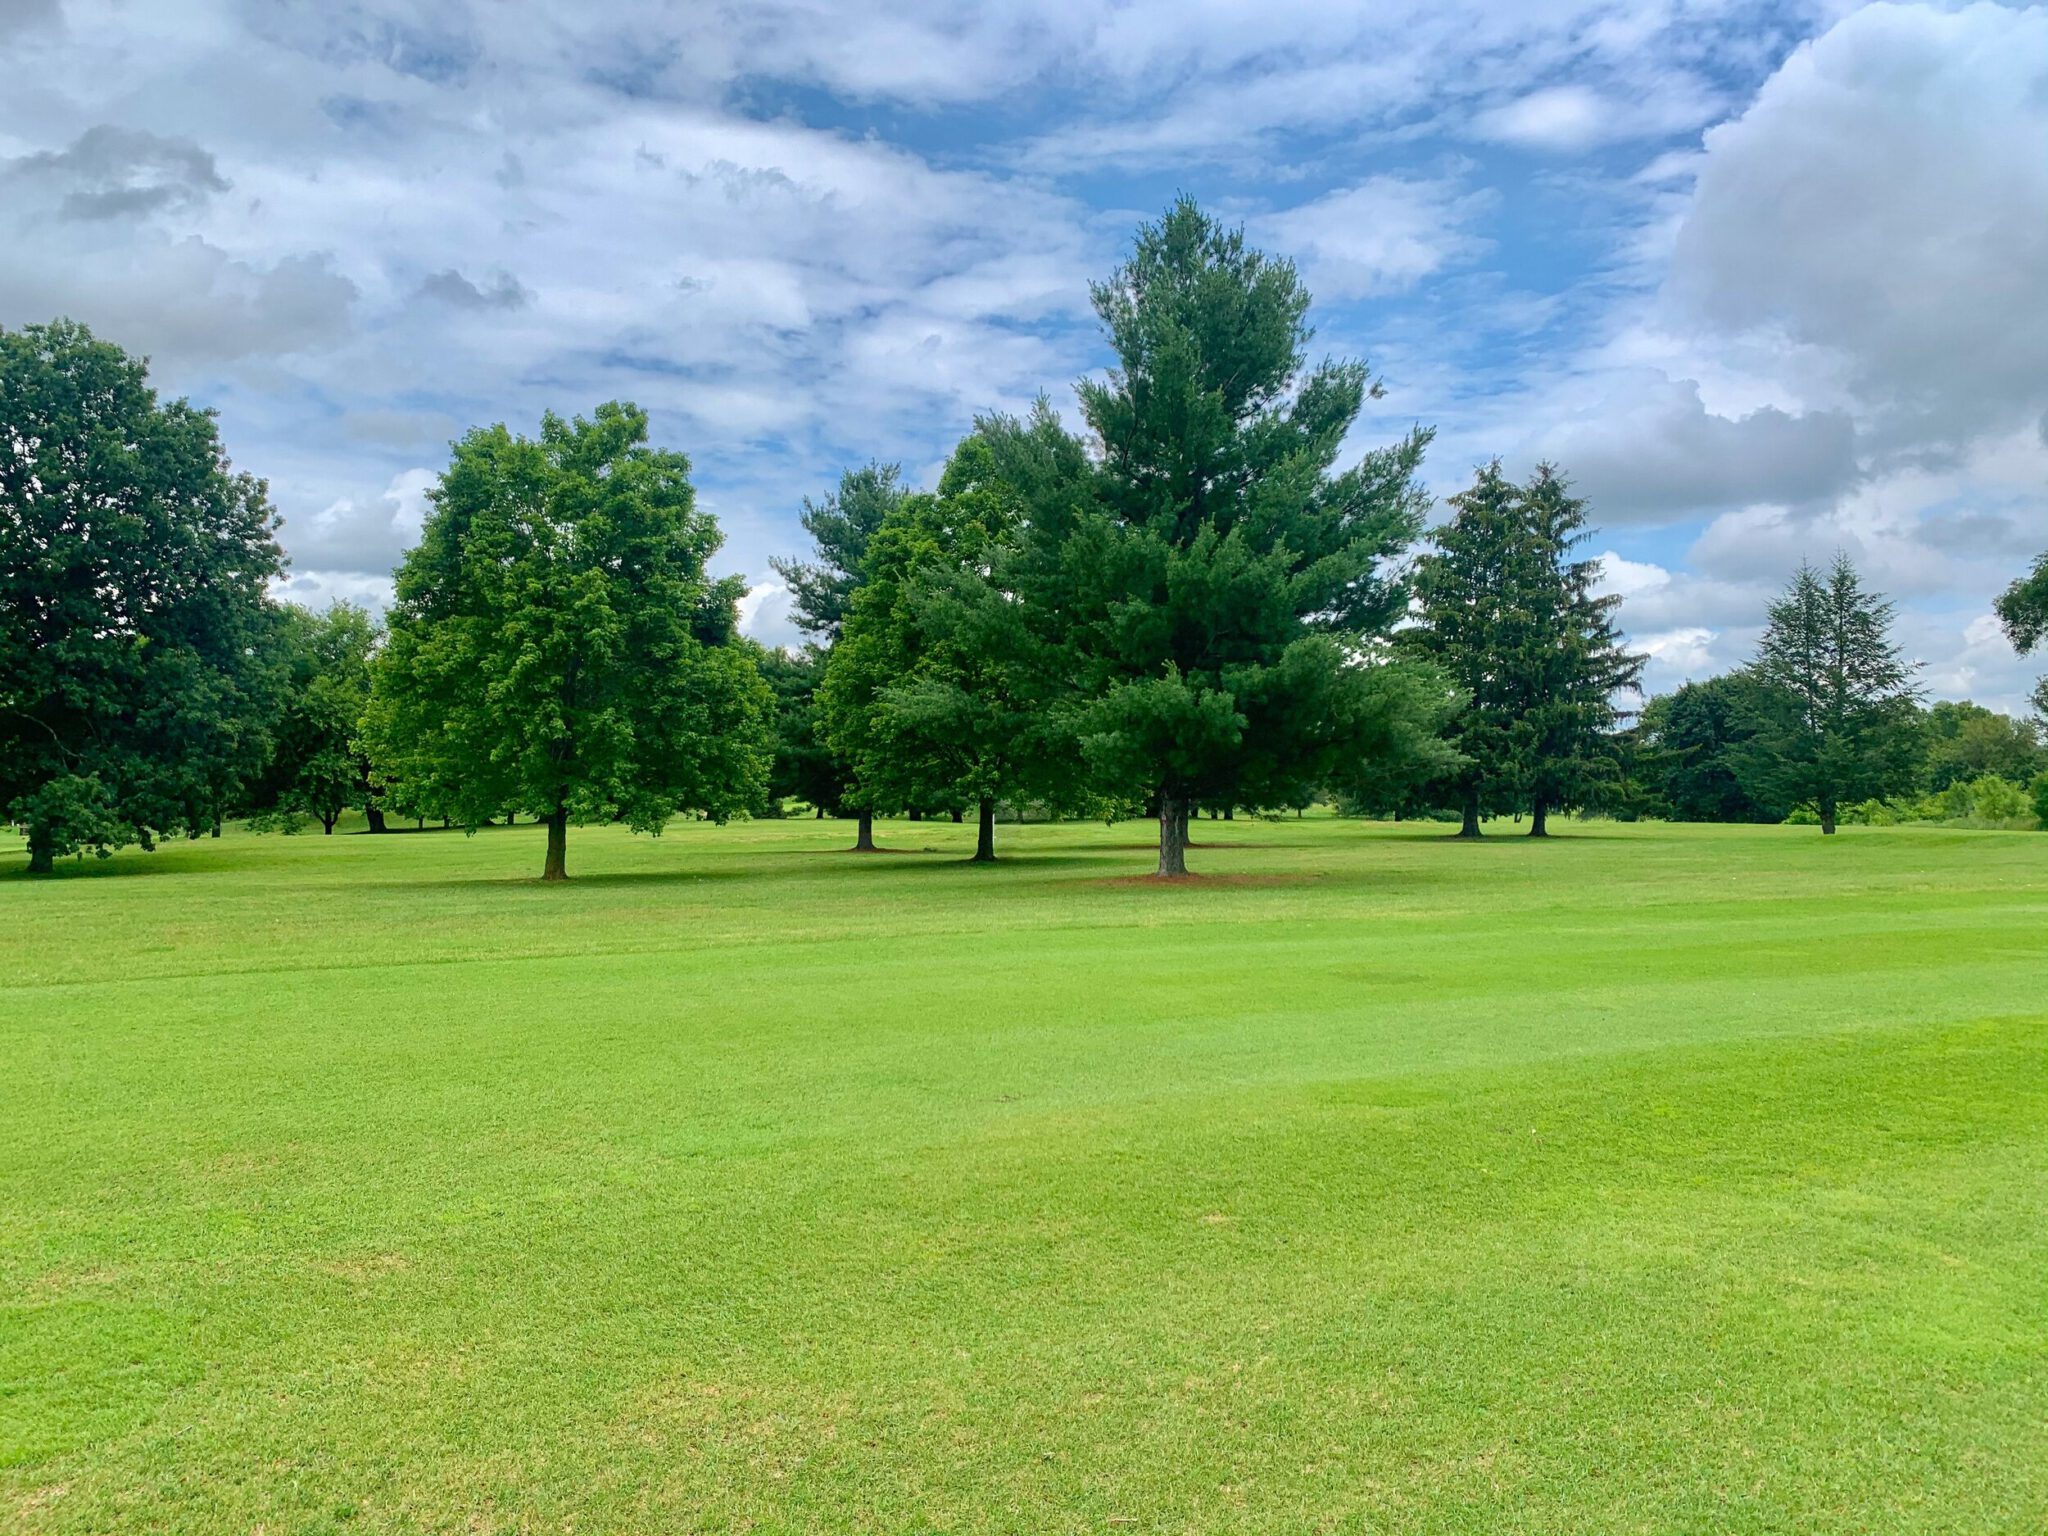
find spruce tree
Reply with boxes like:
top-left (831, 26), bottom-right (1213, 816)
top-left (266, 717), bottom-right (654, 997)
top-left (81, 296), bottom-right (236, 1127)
top-left (1513, 466), bottom-right (1645, 835)
top-left (1405, 461), bottom-right (1541, 837)
top-left (1735, 555), bottom-right (1921, 834)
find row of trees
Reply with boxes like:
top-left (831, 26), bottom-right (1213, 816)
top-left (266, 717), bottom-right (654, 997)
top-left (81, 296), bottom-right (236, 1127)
top-left (7, 203), bottom-right (2047, 878)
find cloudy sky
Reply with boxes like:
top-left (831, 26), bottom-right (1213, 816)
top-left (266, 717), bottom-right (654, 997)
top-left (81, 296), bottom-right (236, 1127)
top-left (4, 0), bottom-right (2045, 708)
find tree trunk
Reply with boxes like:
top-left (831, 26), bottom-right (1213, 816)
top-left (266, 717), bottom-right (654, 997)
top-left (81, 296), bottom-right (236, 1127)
top-left (1459, 789), bottom-right (1482, 839)
top-left (951, 809), bottom-right (964, 824)
top-left (972, 796), bottom-right (996, 863)
top-left (542, 806), bottom-right (568, 880)
top-left (505, 810), bottom-right (516, 827)
top-left (1223, 807), bottom-right (1234, 821)
top-left (815, 806), bottom-right (824, 819)
top-left (1528, 798), bottom-right (1549, 838)
top-left (210, 818), bottom-right (222, 838)
top-left (1157, 789), bottom-right (1189, 878)
top-left (907, 808), bottom-right (923, 822)
top-left (365, 805), bottom-right (387, 834)
top-left (322, 814), bottom-right (337, 835)
top-left (1819, 798), bottom-right (1837, 836)
top-left (26, 823), bottom-right (55, 876)
top-left (853, 809), bottom-right (876, 852)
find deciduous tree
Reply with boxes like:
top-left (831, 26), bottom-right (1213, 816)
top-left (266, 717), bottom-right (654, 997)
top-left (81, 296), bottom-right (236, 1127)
top-left (1, 320), bottom-right (284, 874)
top-left (364, 403), bottom-right (769, 880)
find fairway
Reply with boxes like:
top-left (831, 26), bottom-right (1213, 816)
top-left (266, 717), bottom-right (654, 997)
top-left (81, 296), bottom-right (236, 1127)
top-left (4, 817), bottom-right (2045, 1533)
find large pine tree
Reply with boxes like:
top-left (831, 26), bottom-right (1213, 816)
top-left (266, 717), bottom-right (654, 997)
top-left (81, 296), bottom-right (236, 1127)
top-left (1047, 199), bottom-right (1452, 876)
top-left (1735, 554), bottom-right (1921, 834)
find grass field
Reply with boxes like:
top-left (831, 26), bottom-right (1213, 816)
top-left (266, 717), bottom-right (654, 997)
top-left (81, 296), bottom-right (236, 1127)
top-left (3, 813), bottom-right (2045, 1533)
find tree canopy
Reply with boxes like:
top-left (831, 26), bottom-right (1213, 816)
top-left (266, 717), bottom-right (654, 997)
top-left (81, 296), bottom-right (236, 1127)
top-left (1734, 555), bottom-right (1921, 834)
top-left (1043, 198), bottom-right (1453, 874)
top-left (364, 402), bottom-right (770, 879)
top-left (1, 320), bottom-right (286, 873)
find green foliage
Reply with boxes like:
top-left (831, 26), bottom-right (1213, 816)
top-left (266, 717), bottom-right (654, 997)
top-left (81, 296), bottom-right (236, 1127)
top-left (821, 430), bottom-right (1089, 857)
top-left (1406, 461), bottom-right (1644, 832)
top-left (1637, 674), bottom-right (1789, 823)
top-left (2033, 771), bottom-right (2048, 828)
top-left (1921, 699), bottom-right (2045, 791)
top-left (751, 642), bottom-right (845, 817)
top-left (1734, 555), bottom-right (1922, 834)
top-left (769, 462), bottom-right (906, 642)
top-left (1038, 198), bottom-right (1451, 871)
top-left (365, 402), bottom-right (770, 878)
top-left (251, 602), bottom-right (381, 834)
top-left (1996, 548), bottom-right (2048, 719)
top-left (1, 320), bottom-right (286, 873)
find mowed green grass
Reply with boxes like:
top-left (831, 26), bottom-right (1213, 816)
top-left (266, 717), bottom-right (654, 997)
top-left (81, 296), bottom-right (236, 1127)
top-left (2, 814), bottom-right (2045, 1534)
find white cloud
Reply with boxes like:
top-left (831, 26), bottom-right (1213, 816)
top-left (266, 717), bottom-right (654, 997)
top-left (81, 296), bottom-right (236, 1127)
top-left (1258, 176), bottom-right (1492, 300)
top-left (1668, 0), bottom-right (2048, 444)
top-left (1593, 551), bottom-right (1671, 601)
top-left (1475, 86), bottom-right (1612, 150)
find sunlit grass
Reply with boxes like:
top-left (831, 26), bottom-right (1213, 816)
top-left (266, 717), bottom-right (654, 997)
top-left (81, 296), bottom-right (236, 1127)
top-left (3, 813), bottom-right (2044, 1532)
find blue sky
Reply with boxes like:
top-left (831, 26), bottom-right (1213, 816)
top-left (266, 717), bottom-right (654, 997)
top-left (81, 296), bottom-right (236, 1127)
top-left (4, 0), bottom-right (2045, 708)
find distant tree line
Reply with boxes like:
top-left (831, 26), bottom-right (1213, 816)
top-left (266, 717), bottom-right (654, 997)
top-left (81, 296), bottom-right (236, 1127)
top-left (6, 205), bottom-right (2046, 878)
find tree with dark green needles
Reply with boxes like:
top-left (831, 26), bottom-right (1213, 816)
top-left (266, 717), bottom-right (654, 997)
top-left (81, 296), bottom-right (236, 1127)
top-left (1407, 462), bottom-right (1642, 835)
top-left (1512, 465), bottom-right (1645, 835)
top-left (774, 461), bottom-right (907, 849)
top-left (1046, 198), bottom-right (1452, 875)
top-left (1735, 554), bottom-right (1921, 835)
top-left (1, 320), bottom-right (285, 874)
top-left (364, 402), bottom-right (770, 880)
top-left (1406, 461), bottom-right (1542, 837)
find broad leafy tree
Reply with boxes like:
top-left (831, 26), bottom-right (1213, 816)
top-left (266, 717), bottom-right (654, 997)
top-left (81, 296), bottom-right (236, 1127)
top-left (1734, 555), bottom-right (1921, 834)
top-left (1, 320), bottom-right (284, 874)
top-left (1046, 199), bottom-right (1452, 875)
top-left (365, 403), bottom-right (770, 880)
top-left (254, 602), bottom-right (382, 834)
top-left (1637, 674), bottom-right (1787, 822)
top-left (823, 432), bottom-right (1080, 861)
top-left (1996, 549), bottom-right (2048, 719)
top-left (1921, 699), bottom-right (2044, 792)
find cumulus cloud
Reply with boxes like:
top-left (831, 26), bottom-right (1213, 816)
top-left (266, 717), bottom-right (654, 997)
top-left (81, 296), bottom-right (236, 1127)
top-left (1668, 1), bottom-right (2048, 444)
top-left (1525, 376), bottom-right (1858, 524)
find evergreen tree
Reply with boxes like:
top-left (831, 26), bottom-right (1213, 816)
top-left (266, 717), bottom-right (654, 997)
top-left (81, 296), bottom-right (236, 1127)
top-left (1, 320), bottom-right (285, 874)
top-left (1407, 463), bottom-right (1643, 835)
top-left (1513, 466), bottom-right (1645, 835)
top-left (364, 402), bottom-right (770, 880)
top-left (770, 462), bottom-right (905, 642)
top-left (1735, 555), bottom-right (1921, 834)
top-left (1045, 198), bottom-right (1452, 876)
top-left (772, 461), bottom-right (907, 848)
